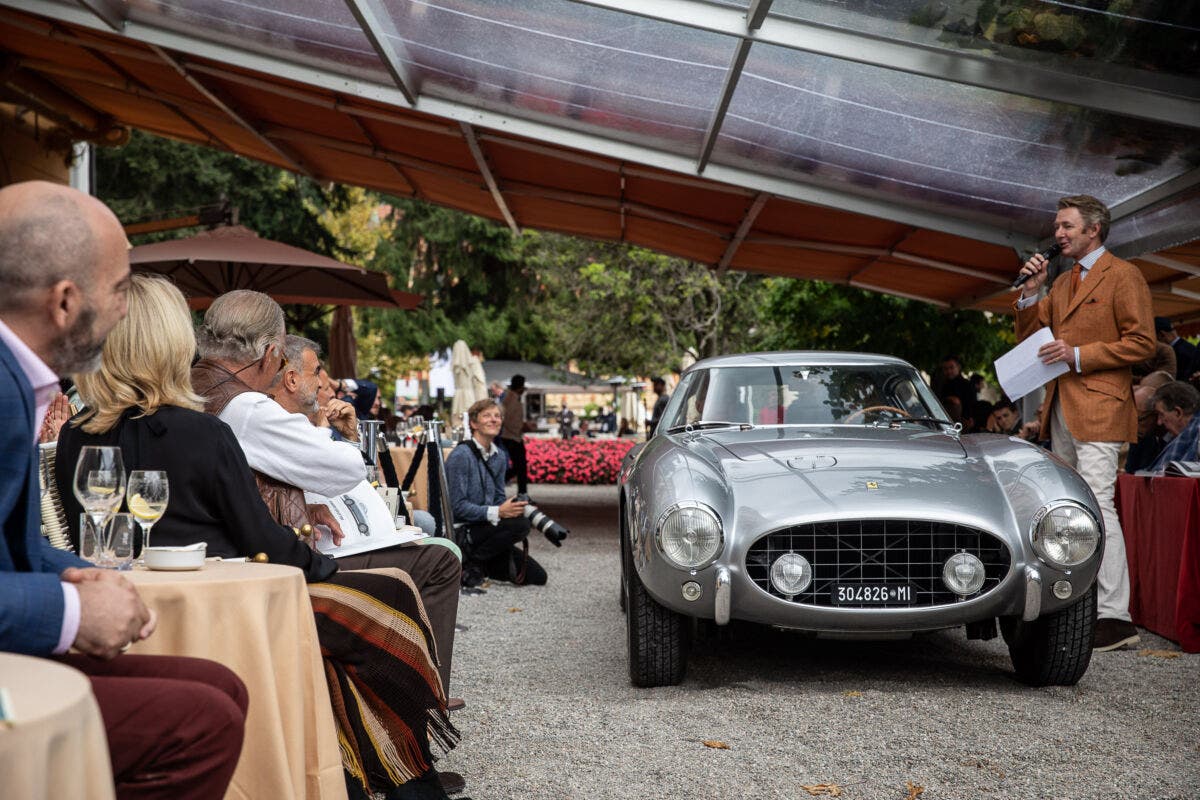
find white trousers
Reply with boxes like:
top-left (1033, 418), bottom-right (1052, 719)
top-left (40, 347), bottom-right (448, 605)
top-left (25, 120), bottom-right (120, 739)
top-left (1050, 401), bottom-right (1132, 621)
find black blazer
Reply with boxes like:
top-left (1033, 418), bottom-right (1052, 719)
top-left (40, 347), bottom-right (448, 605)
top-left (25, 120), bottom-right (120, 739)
top-left (56, 405), bottom-right (336, 583)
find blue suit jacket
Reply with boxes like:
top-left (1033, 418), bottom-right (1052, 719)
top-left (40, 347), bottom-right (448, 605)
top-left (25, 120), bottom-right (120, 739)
top-left (0, 334), bottom-right (87, 655)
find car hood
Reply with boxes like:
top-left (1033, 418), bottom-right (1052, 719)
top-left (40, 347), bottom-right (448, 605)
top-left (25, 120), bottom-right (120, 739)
top-left (713, 426), bottom-right (967, 465)
top-left (689, 427), bottom-right (1010, 532)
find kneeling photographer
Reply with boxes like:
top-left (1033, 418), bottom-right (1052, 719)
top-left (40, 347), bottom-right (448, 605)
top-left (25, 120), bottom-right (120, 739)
top-left (446, 399), bottom-right (568, 588)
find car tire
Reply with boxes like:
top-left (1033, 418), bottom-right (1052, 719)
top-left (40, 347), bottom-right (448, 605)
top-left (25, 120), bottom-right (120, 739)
top-left (1002, 582), bottom-right (1097, 687)
top-left (627, 560), bottom-right (688, 687)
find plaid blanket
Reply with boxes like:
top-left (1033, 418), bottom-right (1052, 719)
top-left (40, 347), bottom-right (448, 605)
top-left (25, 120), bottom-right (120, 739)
top-left (308, 568), bottom-right (459, 793)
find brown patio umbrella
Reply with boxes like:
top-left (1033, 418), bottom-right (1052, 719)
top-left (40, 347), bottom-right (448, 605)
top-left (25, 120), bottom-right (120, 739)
top-left (128, 225), bottom-right (421, 311)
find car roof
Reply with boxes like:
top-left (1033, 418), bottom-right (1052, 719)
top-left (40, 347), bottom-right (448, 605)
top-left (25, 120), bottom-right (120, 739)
top-left (686, 351), bottom-right (916, 373)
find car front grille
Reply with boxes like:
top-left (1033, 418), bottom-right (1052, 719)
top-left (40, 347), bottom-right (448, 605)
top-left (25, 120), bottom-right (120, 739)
top-left (745, 519), bottom-right (1011, 607)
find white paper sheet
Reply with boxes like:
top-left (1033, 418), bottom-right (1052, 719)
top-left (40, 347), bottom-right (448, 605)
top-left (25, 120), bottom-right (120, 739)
top-left (993, 327), bottom-right (1069, 402)
top-left (306, 481), bottom-right (427, 558)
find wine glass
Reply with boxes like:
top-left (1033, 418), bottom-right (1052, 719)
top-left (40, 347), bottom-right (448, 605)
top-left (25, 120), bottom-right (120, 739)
top-left (127, 470), bottom-right (169, 559)
top-left (72, 446), bottom-right (125, 566)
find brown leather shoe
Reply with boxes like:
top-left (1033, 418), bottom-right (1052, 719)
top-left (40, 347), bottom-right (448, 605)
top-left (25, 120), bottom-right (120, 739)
top-left (1093, 618), bottom-right (1140, 651)
top-left (437, 770), bottom-right (466, 795)
top-left (447, 697), bottom-right (465, 712)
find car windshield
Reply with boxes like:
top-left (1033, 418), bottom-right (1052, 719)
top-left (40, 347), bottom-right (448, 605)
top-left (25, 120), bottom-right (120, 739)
top-left (662, 364), bottom-right (949, 429)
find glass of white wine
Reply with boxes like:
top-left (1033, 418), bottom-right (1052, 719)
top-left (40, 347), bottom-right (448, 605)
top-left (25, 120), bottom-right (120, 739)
top-left (72, 446), bottom-right (125, 566)
top-left (127, 470), bottom-right (168, 562)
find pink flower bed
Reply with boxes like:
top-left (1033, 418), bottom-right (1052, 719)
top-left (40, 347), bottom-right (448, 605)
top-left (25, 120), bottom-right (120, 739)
top-left (525, 437), bottom-right (637, 485)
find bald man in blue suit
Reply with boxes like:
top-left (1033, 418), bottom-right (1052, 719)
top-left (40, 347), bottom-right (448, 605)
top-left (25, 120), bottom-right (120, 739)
top-left (0, 181), bottom-right (247, 799)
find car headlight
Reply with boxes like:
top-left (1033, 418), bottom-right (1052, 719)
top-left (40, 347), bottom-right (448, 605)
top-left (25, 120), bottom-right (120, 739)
top-left (656, 502), bottom-right (723, 569)
top-left (1031, 501), bottom-right (1101, 567)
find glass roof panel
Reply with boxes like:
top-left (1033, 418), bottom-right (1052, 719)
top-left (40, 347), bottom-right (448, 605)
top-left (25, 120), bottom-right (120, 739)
top-left (126, 0), bottom-right (387, 78)
top-left (711, 40), bottom-right (1199, 235)
top-left (770, 0), bottom-right (1200, 89)
top-left (379, 0), bottom-right (734, 156)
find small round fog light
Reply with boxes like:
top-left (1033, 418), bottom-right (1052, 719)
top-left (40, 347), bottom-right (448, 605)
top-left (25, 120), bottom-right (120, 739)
top-left (1052, 580), bottom-right (1072, 600)
top-left (770, 553), bottom-right (812, 596)
top-left (681, 581), bottom-right (702, 601)
top-left (942, 552), bottom-right (986, 596)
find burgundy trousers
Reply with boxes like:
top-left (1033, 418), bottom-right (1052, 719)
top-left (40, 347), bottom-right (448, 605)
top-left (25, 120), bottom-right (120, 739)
top-left (59, 654), bottom-right (248, 800)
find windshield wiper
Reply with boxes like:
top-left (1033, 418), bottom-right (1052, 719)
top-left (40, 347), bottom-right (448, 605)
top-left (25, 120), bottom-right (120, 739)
top-left (882, 416), bottom-right (957, 430)
top-left (665, 420), bottom-right (753, 434)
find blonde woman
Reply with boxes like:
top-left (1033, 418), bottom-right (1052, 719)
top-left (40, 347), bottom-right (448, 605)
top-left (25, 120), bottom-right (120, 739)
top-left (56, 274), bottom-right (459, 800)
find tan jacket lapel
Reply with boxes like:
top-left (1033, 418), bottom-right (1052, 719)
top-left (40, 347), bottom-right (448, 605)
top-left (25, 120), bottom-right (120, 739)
top-left (1062, 251), bottom-right (1111, 319)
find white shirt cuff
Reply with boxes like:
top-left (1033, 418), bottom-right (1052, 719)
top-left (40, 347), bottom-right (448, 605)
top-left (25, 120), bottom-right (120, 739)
top-left (1016, 293), bottom-right (1039, 310)
top-left (1074, 347), bottom-right (1081, 373)
top-left (487, 506), bottom-right (500, 525)
top-left (55, 582), bottom-right (81, 654)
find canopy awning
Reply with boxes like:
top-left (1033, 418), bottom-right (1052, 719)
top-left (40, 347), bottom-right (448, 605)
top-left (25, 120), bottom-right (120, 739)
top-left (2, 1), bottom-right (1197, 318)
top-left (129, 224), bottom-right (422, 309)
top-left (483, 360), bottom-right (610, 394)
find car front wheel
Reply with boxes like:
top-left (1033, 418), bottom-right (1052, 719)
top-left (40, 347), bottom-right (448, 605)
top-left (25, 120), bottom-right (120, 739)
top-left (627, 563), bottom-right (688, 687)
top-left (1002, 582), bottom-right (1097, 686)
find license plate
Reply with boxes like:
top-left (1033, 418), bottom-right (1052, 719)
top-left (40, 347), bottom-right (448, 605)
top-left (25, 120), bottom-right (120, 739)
top-left (830, 584), bottom-right (912, 605)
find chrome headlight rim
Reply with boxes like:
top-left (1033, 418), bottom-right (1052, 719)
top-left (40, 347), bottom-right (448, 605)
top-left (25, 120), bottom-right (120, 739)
top-left (1029, 499), bottom-right (1101, 568)
top-left (654, 501), bottom-right (724, 570)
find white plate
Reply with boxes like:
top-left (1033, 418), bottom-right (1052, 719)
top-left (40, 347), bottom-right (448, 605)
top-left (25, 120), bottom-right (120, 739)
top-left (142, 545), bottom-right (207, 571)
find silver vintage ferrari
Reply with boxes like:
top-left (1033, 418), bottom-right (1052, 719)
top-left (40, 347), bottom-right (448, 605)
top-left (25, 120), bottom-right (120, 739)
top-left (619, 352), bottom-right (1103, 687)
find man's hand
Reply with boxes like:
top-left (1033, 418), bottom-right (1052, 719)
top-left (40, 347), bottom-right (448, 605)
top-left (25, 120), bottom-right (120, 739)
top-left (1019, 420), bottom-right (1041, 441)
top-left (306, 504), bottom-right (345, 546)
top-left (1037, 338), bottom-right (1073, 367)
top-left (323, 399), bottom-right (360, 442)
top-left (38, 392), bottom-right (72, 444)
top-left (1016, 252), bottom-right (1051, 296)
top-left (498, 496), bottom-right (527, 520)
top-left (64, 569), bottom-right (153, 659)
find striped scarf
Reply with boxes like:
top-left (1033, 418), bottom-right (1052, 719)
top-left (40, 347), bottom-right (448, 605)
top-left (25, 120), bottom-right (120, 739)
top-left (308, 568), bottom-right (460, 793)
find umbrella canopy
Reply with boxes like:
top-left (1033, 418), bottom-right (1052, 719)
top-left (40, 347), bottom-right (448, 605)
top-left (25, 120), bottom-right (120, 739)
top-left (469, 350), bottom-right (488, 406)
top-left (620, 389), bottom-right (645, 432)
top-left (450, 340), bottom-right (478, 417)
top-left (327, 305), bottom-right (357, 380)
top-left (128, 225), bottom-right (421, 310)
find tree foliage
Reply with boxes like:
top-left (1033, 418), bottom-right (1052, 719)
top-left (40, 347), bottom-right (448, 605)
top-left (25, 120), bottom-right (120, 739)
top-left (96, 130), bottom-right (349, 256)
top-left (527, 234), bottom-right (769, 375)
top-left (756, 280), bottom-right (1013, 377)
top-left (357, 198), bottom-right (554, 363)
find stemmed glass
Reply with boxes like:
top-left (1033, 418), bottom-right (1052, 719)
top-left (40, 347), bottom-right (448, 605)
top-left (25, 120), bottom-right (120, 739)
top-left (127, 470), bottom-right (169, 560)
top-left (72, 446), bottom-right (126, 566)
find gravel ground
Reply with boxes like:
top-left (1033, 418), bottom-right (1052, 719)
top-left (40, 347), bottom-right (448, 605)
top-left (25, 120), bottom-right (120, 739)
top-left (436, 485), bottom-right (1199, 800)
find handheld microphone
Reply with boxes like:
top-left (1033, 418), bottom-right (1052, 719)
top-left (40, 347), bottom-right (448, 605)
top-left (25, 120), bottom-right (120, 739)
top-left (1012, 243), bottom-right (1062, 289)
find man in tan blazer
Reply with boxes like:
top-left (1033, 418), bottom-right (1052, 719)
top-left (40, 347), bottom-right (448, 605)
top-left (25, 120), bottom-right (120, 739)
top-left (1015, 194), bottom-right (1155, 652)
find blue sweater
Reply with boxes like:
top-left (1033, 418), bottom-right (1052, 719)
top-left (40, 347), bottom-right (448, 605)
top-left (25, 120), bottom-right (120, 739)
top-left (445, 439), bottom-right (509, 524)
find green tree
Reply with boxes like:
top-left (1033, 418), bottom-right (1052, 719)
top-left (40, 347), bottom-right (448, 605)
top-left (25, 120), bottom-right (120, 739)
top-left (529, 234), bottom-right (770, 376)
top-left (358, 198), bottom-right (554, 362)
top-left (96, 130), bottom-right (349, 255)
top-left (756, 280), bottom-right (1013, 378)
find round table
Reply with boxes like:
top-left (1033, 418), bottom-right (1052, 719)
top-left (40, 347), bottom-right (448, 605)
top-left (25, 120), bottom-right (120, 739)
top-left (0, 652), bottom-right (114, 800)
top-left (127, 561), bottom-right (346, 800)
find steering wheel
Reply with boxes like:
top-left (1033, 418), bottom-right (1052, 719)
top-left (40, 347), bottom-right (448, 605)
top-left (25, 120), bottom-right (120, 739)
top-left (844, 405), bottom-right (911, 423)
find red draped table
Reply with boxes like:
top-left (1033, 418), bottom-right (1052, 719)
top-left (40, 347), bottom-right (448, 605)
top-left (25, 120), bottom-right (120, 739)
top-left (1115, 474), bottom-right (1200, 652)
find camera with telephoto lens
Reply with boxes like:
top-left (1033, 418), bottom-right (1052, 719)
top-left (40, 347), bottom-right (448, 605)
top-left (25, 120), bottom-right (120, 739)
top-left (516, 494), bottom-right (568, 547)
